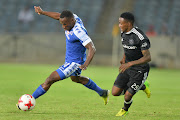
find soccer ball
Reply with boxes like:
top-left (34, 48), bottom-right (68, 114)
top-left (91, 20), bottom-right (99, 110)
top-left (18, 94), bottom-right (36, 111)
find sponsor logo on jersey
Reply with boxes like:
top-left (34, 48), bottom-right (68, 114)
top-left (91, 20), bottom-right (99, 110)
top-left (141, 42), bottom-right (147, 47)
top-left (123, 44), bottom-right (137, 49)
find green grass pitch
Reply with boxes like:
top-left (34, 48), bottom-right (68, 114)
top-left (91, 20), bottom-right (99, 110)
top-left (0, 63), bottom-right (180, 120)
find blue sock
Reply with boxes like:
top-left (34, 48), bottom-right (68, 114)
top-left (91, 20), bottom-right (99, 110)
top-left (32, 85), bottom-right (46, 99)
top-left (84, 78), bottom-right (104, 96)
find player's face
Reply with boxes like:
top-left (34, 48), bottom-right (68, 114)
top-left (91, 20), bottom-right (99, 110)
top-left (59, 17), bottom-right (75, 31)
top-left (119, 17), bottom-right (129, 33)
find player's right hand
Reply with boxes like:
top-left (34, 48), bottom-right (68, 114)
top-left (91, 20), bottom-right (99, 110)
top-left (119, 62), bottom-right (133, 73)
top-left (79, 64), bottom-right (87, 71)
top-left (34, 6), bottom-right (43, 15)
top-left (120, 59), bottom-right (125, 64)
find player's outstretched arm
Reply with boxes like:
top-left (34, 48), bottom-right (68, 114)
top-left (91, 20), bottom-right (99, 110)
top-left (34, 6), bottom-right (61, 20)
top-left (79, 42), bottom-right (96, 70)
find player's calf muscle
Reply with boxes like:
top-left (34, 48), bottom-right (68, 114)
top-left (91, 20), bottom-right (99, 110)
top-left (79, 76), bottom-right (89, 85)
top-left (124, 92), bottom-right (133, 101)
top-left (71, 76), bottom-right (89, 85)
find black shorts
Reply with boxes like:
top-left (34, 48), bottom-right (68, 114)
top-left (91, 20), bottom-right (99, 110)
top-left (114, 66), bottom-right (150, 95)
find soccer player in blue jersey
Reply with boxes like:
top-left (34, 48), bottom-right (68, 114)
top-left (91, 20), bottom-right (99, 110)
top-left (17, 6), bottom-right (110, 109)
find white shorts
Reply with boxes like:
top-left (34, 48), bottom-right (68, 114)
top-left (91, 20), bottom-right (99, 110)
top-left (56, 62), bottom-right (82, 80)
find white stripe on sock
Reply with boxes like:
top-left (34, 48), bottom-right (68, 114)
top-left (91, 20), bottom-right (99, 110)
top-left (124, 98), bottom-right (133, 104)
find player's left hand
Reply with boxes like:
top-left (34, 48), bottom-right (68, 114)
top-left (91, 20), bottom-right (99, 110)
top-left (79, 64), bottom-right (87, 70)
top-left (34, 6), bottom-right (43, 15)
top-left (119, 62), bottom-right (133, 73)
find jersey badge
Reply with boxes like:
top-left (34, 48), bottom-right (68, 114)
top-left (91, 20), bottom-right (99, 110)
top-left (129, 39), bottom-right (134, 45)
top-left (66, 31), bottom-right (73, 35)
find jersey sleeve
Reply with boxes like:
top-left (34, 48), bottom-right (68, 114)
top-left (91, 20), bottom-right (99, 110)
top-left (140, 38), bottom-right (151, 50)
top-left (74, 27), bottom-right (92, 46)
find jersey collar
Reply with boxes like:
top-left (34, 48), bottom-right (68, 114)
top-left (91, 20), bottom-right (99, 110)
top-left (125, 28), bottom-right (135, 34)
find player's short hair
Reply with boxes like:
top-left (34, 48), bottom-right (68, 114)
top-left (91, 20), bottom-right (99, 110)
top-left (120, 12), bottom-right (135, 25)
top-left (60, 10), bottom-right (74, 18)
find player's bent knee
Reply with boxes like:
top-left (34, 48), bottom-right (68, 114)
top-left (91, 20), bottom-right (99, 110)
top-left (71, 76), bottom-right (80, 83)
top-left (124, 95), bottom-right (132, 102)
top-left (112, 91), bottom-right (119, 96)
top-left (71, 76), bottom-right (88, 85)
top-left (45, 76), bottom-right (60, 85)
top-left (79, 76), bottom-right (89, 85)
top-left (124, 93), bottom-right (133, 101)
top-left (112, 86), bottom-right (124, 96)
top-left (71, 79), bottom-right (81, 83)
top-left (112, 93), bottom-right (120, 96)
top-left (112, 90), bottom-right (124, 96)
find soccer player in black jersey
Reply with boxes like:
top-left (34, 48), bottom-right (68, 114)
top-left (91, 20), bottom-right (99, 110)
top-left (112, 12), bottom-right (151, 116)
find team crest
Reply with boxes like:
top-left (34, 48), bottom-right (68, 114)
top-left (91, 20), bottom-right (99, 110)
top-left (66, 31), bottom-right (73, 35)
top-left (129, 39), bottom-right (134, 45)
top-left (66, 31), bottom-right (70, 34)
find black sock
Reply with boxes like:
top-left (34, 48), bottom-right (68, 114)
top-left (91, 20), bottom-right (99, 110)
top-left (140, 85), bottom-right (146, 90)
top-left (123, 99), bottom-right (133, 111)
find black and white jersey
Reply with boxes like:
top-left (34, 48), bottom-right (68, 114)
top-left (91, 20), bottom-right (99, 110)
top-left (121, 27), bottom-right (150, 69)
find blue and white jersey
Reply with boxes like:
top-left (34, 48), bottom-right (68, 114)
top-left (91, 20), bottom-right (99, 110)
top-left (64, 14), bottom-right (92, 64)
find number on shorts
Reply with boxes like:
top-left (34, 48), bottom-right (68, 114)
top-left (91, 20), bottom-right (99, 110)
top-left (131, 83), bottom-right (140, 90)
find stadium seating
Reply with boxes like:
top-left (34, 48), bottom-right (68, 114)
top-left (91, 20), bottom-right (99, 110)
top-left (0, 0), bottom-right (105, 34)
top-left (0, 0), bottom-right (180, 35)
top-left (133, 0), bottom-right (180, 35)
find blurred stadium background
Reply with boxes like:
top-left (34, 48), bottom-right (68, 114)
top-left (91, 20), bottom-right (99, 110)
top-left (0, 0), bottom-right (180, 68)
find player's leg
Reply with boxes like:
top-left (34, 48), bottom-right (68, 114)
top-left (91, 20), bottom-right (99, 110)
top-left (71, 76), bottom-right (104, 95)
top-left (32, 62), bottom-right (75, 99)
top-left (112, 71), bottom-right (132, 116)
top-left (112, 71), bottom-right (129, 96)
top-left (139, 70), bottom-right (151, 98)
top-left (140, 84), bottom-right (146, 90)
top-left (115, 90), bottom-right (133, 117)
top-left (138, 81), bottom-right (151, 98)
top-left (70, 76), bottom-right (110, 105)
top-left (115, 87), bottom-right (134, 117)
top-left (32, 71), bottom-right (61, 99)
top-left (112, 86), bottom-right (126, 96)
top-left (123, 89), bottom-right (134, 111)
top-left (42, 71), bottom-right (61, 91)
top-left (142, 80), bottom-right (151, 98)
top-left (116, 78), bottom-right (147, 116)
top-left (141, 67), bottom-right (151, 98)
top-left (116, 70), bottom-right (149, 116)
top-left (17, 70), bottom-right (62, 110)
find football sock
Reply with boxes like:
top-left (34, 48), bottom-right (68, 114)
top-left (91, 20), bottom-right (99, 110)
top-left (84, 78), bottom-right (104, 96)
top-left (140, 85), bottom-right (146, 90)
top-left (123, 98), bottom-right (133, 111)
top-left (32, 85), bottom-right (46, 99)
